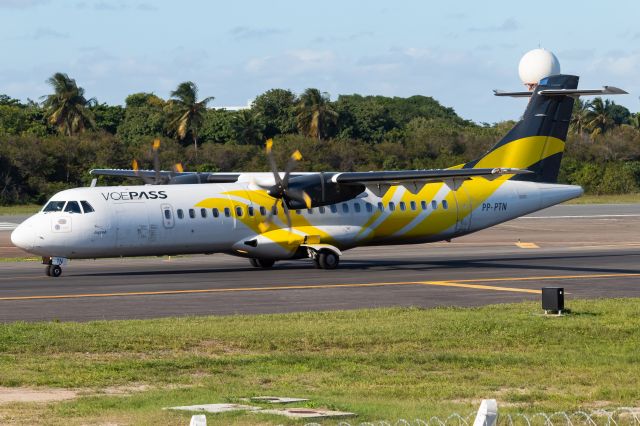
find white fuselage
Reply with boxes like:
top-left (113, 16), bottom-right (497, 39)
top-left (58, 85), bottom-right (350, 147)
top-left (11, 176), bottom-right (583, 261)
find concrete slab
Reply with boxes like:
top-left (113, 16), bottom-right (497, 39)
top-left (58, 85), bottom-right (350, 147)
top-left (166, 403), bottom-right (260, 414)
top-left (260, 407), bottom-right (356, 419)
top-left (247, 396), bottom-right (309, 404)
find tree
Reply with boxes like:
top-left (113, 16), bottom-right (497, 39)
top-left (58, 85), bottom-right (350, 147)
top-left (295, 88), bottom-right (338, 140)
top-left (570, 99), bottom-right (591, 136)
top-left (41, 73), bottom-right (95, 136)
top-left (586, 98), bottom-right (614, 138)
top-left (116, 93), bottom-right (167, 145)
top-left (167, 81), bottom-right (214, 152)
top-left (232, 110), bottom-right (265, 145)
top-left (251, 88), bottom-right (297, 138)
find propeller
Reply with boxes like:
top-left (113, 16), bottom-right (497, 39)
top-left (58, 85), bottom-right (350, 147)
top-left (257, 139), bottom-right (312, 233)
top-left (132, 139), bottom-right (184, 185)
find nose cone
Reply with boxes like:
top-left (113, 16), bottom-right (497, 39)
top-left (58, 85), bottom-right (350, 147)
top-left (10, 223), bottom-right (34, 251)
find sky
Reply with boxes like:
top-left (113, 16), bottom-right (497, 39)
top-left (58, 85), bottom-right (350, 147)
top-left (1, 0), bottom-right (639, 123)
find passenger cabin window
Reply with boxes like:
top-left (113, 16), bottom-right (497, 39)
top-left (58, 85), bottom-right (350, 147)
top-left (272, 205), bottom-right (278, 215)
top-left (80, 200), bottom-right (95, 213)
top-left (442, 200), bottom-right (449, 210)
top-left (189, 209), bottom-right (196, 219)
top-left (354, 203), bottom-right (361, 213)
top-left (431, 200), bottom-right (438, 210)
top-left (177, 209), bottom-right (184, 219)
top-left (224, 207), bottom-right (231, 217)
top-left (399, 201), bottom-right (406, 211)
top-left (421, 200), bottom-right (427, 210)
top-left (64, 201), bottom-right (82, 214)
top-left (200, 208), bottom-right (207, 218)
top-left (248, 206), bottom-right (254, 217)
top-left (235, 206), bottom-right (244, 217)
top-left (319, 206), bottom-right (326, 214)
top-left (342, 203), bottom-right (349, 213)
top-left (43, 201), bottom-right (66, 212)
top-left (259, 206), bottom-right (267, 216)
top-left (410, 201), bottom-right (416, 211)
top-left (295, 209), bottom-right (302, 215)
top-left (164, 209), bottom-right (171, 220)
top-left (377, 202), bottom-right (384, 212)
top-left (365, 203), bottom-right (373, 213)
top-left (330, 205), bottom-right (338, 213)
top-left (212, 208), bottom-right (219, 218)
top-left (389, 202), bottom-right (396, 211)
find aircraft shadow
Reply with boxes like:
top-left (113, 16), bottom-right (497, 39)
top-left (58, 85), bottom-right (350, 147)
top-left (73, 251), bottom-right (640, 278)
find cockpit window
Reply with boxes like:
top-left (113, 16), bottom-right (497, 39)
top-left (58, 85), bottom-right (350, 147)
top-left (64, 201), bottom-right (82, 214)
top-left (43, 201), bottom-right (66, 212)
top-left (80, 200), bottom-right (95, 213)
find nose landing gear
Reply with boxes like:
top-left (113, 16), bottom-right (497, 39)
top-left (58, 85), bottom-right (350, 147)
top-left (42, 256), bottom-right (67, 277)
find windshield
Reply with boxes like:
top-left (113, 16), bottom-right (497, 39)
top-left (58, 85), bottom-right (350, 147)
top-left (43, 201), bottom-right (66, 212)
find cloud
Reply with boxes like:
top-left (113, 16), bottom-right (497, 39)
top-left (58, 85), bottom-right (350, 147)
top-left (229, 26), bottom-right (287, 40)
top-left (29, 27), bottom-right (69, 40)
top-left (469, 18), bottom-right (519, 32)
top-left (312, 31), bottom-right (374, 44)
top-left (0, 0), bottom-right (47, 8)
top-left (245, 49), bottom-right (336, 75)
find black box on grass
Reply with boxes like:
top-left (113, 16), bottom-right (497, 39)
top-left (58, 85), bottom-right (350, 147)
top-left (542, 287), bottom-right (564, 313)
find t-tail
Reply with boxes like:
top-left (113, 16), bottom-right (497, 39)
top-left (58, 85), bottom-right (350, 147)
top-left (464, 74), bottom-right (627, 183)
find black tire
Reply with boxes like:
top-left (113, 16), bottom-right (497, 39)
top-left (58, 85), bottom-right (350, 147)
top-left (50, 265), bottom-right (62, 278)
top-left (249, 258), bottom-right (260, 268)
top-left (318, 251), bottom-right (339, 270)
top-left (256, 258), bottom-right (275, 268)
top-left (312, 256), bottom-right (321, 269)
top-left (45, 265), bottom-right (52, 276)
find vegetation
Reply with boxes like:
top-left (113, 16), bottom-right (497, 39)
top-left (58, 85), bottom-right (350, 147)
top-left (1, 72), bottom-right (640, 205)
top-left (0, 299), bottom-right (639, 424)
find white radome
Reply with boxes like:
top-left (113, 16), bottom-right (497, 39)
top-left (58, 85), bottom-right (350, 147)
top-left (518, 48), bottom-right (560, 87)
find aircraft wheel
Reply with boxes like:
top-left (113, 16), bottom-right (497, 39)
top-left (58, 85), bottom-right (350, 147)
top-left (312, 256), bottom-right (321, 269)
top-left (45, 265), bottom-right (52, 276)
top-left (255, 258), bottom-right (275, 268)
top-left (50, 265), bottom-right (62, 278)
top-left (318, 250), bottom-right (339, 270)
top-left (249, 258), bottom-right (260, 268)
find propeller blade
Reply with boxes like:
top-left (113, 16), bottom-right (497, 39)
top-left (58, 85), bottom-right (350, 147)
top-left (258, 198), bottom-right (280, 233)
top-left (265, 139), bottom-right (282, 186)
top-left (286, 188), bottom-right (312, 209)
top-left (152, 139), bottom-right (161, 184)
top-left (282, 150), bottom-right (302, 186)
top-left (281, 199), bottom-right (292, 230)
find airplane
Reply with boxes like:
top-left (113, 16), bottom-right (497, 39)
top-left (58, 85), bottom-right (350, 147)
top-left (10, 74), bottom-right (627, 277)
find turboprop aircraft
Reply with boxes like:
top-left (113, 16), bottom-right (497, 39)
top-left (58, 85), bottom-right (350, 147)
top-left (11, 74), bottom-right (626, 277)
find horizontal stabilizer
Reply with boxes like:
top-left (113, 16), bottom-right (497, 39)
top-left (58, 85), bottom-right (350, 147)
top-left (494, 86), bottom-right (627, 98)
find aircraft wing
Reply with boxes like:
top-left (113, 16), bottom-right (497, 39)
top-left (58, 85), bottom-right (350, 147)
top-left (331, 167), bottom-right (532, 195)
top-left (89, 169), bottom-right (240, 184)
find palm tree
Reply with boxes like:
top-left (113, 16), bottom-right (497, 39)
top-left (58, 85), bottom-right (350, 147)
top-left (569, 99), bottom-right (590, 136)
top-left (232, 110), bottom-right (265, 145)
top-left (41, 73), bottom-right (95, 136)
top-left (295, 88), bottom-right (338, 140)
top-left (168, 81), bottom-right (214, 152)
top-left (586, 97), bottom-right (614, 138)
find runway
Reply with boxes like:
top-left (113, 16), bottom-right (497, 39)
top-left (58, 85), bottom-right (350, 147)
top-left (1, 203), bottom-right (639, 322)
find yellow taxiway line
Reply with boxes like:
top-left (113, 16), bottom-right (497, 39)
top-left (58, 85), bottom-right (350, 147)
top-left (2, 272), bottom-right (640, 301)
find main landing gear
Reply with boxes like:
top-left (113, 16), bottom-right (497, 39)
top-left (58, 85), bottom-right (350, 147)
top-left (43, 257), bottom-right (66, 277)
top-left (312, 249), bottom-right (340, 270)
top-left (249, 258), bottom-right (275, 268)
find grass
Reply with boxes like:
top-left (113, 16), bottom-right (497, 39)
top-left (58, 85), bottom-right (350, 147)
top-left (0, 204), bottom-right (40, 215)
top-left (565, 193), bottom-right (640, 204)
top-left (1, 299), bottom-right (639, 425)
